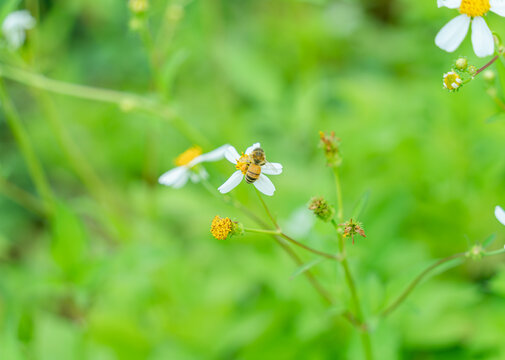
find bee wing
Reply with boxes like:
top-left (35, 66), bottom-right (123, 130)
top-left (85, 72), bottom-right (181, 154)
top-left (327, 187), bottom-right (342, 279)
top-left (262, 162), bottom-right (283, 175)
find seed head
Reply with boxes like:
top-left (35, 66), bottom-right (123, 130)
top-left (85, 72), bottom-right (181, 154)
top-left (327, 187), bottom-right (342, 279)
top-left (319, 131), bottom-right (342, 167)
top-left (340, 219), bottom-right (366, 245)
top-left (308, 197), bottom-right (335, 222)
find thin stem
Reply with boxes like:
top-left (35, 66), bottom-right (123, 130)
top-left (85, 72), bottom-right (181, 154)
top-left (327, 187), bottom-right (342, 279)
top-left (256, 189), bottom-right (279, 229)
top-left (0, 63), bottom-right (166, 113)
top-left (279, 232), bottom-right (342, 261)
top-left (0, 80), bottom-right (54, 215)
top-left (483, 247), bottom-right (505, 256)
top-left (476, 54), bottom-right (500, 76)
top-left (381, 252), bottom-right (467, 317)
top-left (244, 228), bottom-right (281, 236)
top-left (332, 167), bottom-right (344, 223)
top-left (332, 166), bottom-right (373, 360)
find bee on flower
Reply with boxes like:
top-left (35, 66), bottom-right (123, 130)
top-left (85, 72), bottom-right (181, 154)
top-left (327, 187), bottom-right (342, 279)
top-left (1, 10), bottom-right (35, 50)
top-left (435, 0), bottom-right (505, 57)
top-left (218, 143), bottom-right (282, 196)
top-left (158, 145), bottom-right (229, 188)
top-left (496, 205), bottom-right (505, 226)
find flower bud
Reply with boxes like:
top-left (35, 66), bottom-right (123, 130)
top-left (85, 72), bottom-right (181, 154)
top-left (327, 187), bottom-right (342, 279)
top-left (308, 197), bottom-right (335, 222)
top-left (319, 131), bottom-right (342, 167)
top-left (467, 244), bottom-right (484, 260)
top-left (443, 71), bottom-right (462, 91)
top-left (210, 216), bottom-right (243, 240)
top-left (455, 58), bottom-right (467, 70)
top-left (339, 218), bottom-right (366, 245)
top-left (467, 65), bottom-right (477, 76)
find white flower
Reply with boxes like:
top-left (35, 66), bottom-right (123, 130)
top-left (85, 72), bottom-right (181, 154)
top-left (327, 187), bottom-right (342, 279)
top-left (2, 10), bottom-right (35, 50)
top-left (218, 142), bottom-right (283, 196)
top-left (159, 145), bottom-right (229, 189)
top-left (435, 0), bottom-right (505, 57)
top-left (495, 205), bottom-right (505, 225)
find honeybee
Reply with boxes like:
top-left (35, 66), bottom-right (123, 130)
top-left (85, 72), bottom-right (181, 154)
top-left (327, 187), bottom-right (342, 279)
top-left (245, 147), bottom-right (266, 184)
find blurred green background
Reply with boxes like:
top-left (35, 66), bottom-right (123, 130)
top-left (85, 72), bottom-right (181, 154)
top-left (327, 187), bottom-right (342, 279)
top-left (1, 0), bottom-right (505, 359)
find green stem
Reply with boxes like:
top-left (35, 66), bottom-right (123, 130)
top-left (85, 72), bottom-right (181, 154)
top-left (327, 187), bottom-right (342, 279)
top-left (256, 189), bottom-right (279, 230)
top-left (332, 167), bottom-right (373, 360)
top-left (332, 167), bottom-right (344, 223)
top-left (483, 247), bottom-right (505, 256)
top-left (244, 228), bottom-right (280, 236)
top-left (278, 232), bottom-right (342, 261)
top-left (381, 252), bottom-right (467, 317)
top-left (0, 80), bottom-right (54, 215)
top-left (0, 63), bottom-right (165, 113)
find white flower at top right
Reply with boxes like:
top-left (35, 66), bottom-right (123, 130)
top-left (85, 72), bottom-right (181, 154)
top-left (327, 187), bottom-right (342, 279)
top-left (495, 205), bottom-right (505, 226)
top-left (435, 0), bottom-right (505, 57)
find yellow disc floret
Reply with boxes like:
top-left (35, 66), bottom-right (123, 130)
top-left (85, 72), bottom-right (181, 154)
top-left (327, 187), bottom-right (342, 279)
top-left (459, 0), bottom-right (490, 17)
top-left (174, 146), bottom-right (202, 167)
top-left (211, 216), bottom-right (232, 240)
top-left (443, 71), bottom-right (463, 91)
top-left (235, 153), bottom-right (250, 175)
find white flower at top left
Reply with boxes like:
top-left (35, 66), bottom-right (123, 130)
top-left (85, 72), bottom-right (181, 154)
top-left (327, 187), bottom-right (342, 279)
top-left (159, 145), bottom-right (229, 189)
top-left (2, 10), bottom-right (35, 50)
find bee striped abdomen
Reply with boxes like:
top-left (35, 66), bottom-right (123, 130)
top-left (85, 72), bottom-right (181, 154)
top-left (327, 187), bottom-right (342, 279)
top-left (245, 164), bottom-right (261, 184)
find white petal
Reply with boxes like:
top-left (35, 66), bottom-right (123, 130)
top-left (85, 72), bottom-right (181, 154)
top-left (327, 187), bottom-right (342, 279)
top-left (189, 144), bottom-right (230, 166)
top-left (224, 145), bottom-right (241, 164)
top-left (218, 171), bottom-right (243, 194)
top-left (262, 162), bottom-right (283, 175)
top-left (495, 206), bottom-right (505, 226)
top-left (254, 174), bottom-right (275, 196)
top-left (172, 171), bottom-right (190, 188)
top-left (490, 0), bottom-right (505, 16)
top-left (245, 142), bottom-right (261, 155)
top-left (159, 167), bottom-right (188, 186)
top-left (435, 15), bottom-right (471, 53)
top-left (437, 0), bottom-right (462, 8)
top-left (471, 17), bottom-right (494, 57)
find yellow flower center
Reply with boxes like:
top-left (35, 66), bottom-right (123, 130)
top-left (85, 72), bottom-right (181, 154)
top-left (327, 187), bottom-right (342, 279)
top-left (174, 146), bottom-right (202, 167)
top-left (443, 71), bottom-right (462, 91)
top-left (459, 0), bottom-right (490, 17)
top-left (235, 153), bottom-right (250, 175)
top-left (210, 216), bottom-right (232, 240)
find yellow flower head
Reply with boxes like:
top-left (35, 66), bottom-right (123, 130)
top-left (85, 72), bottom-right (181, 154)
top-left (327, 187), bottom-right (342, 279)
top-left (211, 216), bottom-right (233, 240)
top-left (443, 71), bottom-right (463, 91)
top-left (235, 153), bottom-right (250, 175)
top-left (129, 0), bottom-right (149, 14)
top-left (174, 146), bottom-right (202, 167)
top-left (459, 0), bottom-right (490, 17)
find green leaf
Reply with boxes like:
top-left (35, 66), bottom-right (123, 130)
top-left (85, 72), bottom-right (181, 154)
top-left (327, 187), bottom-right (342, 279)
top-left (482, 233), bottom-right (497, 248)
top-left (289, 257), bottom-right (324, 280)
top-left (352, 190), bottom-right (370, 219)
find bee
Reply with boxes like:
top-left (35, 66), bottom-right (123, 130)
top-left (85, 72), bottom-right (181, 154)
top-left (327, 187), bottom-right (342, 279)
top-left (245, 147), bottom-right (266, 184)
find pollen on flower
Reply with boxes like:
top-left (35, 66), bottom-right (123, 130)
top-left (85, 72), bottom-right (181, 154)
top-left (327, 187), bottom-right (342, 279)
top-left (459, 0), bottom-right (490, 17)
top-left (210, 216), bottom-right (233, 240)
top-left (174, 146), bottom-right (202, 167)
top-left (443, 71), bottom-right (463, 91)
top-left (235, 153), bottom-right (250, 174)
